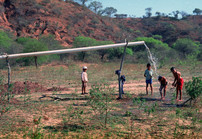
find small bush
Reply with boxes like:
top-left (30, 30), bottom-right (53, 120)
top-left (185, 77), bottom-right (202, 101)
top-left (172, 38), bottom-right (199, 57)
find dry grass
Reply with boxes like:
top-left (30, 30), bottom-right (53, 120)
top-left (0, 62), bottom-right (201, 138)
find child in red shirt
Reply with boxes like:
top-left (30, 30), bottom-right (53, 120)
top-left (170, 67), bottom-right (184, 101)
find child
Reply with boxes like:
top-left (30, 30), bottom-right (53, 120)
top-left (170, 67), bottom-right (184, 101)
top-left (144, 63), bottom-right (153, 95)
top-left (158, 76), bottom-right (168, 100)
top-left (81, 66), bottom-right (88, 95)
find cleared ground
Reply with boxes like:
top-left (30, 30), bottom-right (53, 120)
top-left (0, 62), bottom-right (201, 138)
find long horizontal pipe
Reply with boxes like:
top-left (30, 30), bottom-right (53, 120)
top-left (0, 41), bottom-right (145, 60)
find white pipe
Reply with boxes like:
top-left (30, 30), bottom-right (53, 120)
top-left (0, 41), bottom-right (144, 60)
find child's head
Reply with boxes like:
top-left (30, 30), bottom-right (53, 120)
top-left (158, 76), bottom-right (162, 81)
top-left (83, 66), bottom-right (87, 72)
top-left (170, 67), bottom-right (176, 73)
top-left (147, 63), bottom-right (151, 70)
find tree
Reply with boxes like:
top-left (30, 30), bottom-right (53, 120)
top-left (155, 12), bottom-right (161, 17)
top-left (102, 7), bottom-right (117, 17)
top-left (145, 7), bottom-right (152, 18)
top-left (172, 10), bottom-right (180, 19)
top-left (76, 0), bottom-right (91, 6)
top-left (180, 11), bottom-right (188, 19)
top-left (73, 36), bottom-right (96, 61)
top-left (193, 8), bottom-right (202, 15)
top-left (17, 37), bottom-right (49, 65)
top-left (172, 38), bottom-right (199, 56)
top-left (88, 1), bottom-right (103, 14)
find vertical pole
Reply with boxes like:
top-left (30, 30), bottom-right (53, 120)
top-left (118, 40), bottom-right (128, 99)
top-left (34, 56), bottom-right (38, 69)
top-left (6, 57), bottom-right (11, 102)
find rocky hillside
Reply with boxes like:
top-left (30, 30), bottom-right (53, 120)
top-left (0, 0), bottom-right (201, 47)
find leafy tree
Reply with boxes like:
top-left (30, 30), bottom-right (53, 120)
top-left (155, 12), bottom-right (161, 17)
top-left (132, 37), bottom-right (169, 51)
top-left (152, 35), bottom-right (162, 40)
top-left (172, 10), bottom-right (180, 19)
top-left (172, 38), bottom-right (199, 56)
top-left (145, 7), bottom-right (152, 18)
top-left (95, 41), bottom-right (114, 60)
top-left (73, 36), bottom-right (96, 61)
top-left (131, 37), bottom-right (170, 62)
top-left (108, 47), bottom-right (133, 59)
top-left (0, 31), bottom-right (12, 52)
top-left (17, 37), bottom-right (49, 65)
top-left (180, 11), bottom-right (188, 19)
top-left (88, 1), bottom-right (103, 14)
top-left (193, 8), bottom-right (202, 15)
top-left (102, 7), bottom-right (117, 17)
top-left (76, 0), bottom-right (91, 6)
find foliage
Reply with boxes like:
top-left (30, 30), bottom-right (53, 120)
top-left (17, 37), bottom-right (49, 66)
top-left (0, 31), bottom-right (12, 51)
top-left (152, 35), bottom-right (162, 40)
top-left (73, 36), bottom-right (96, 61)
top-left (87, 84), bottom-right (115, 128)
top-left (193, 8), bottom-right (202, 15)
top-left (172, 38), bottom-right (199, 57)
top-left (88, 1), bottom-right (103, 14)
top-left (145, 7), bottom-right (152, 18)
top-left (185, 77), bottom-right (202, 100)
top-left (102, 7), bottom-right (117, 17)
top-left (108, 47), bottom-right (133, 59)
top-left (132, 37), bottom-right (169, 51)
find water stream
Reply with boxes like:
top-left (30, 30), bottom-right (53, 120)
top-left (144, 43), bottom-right (159, 76)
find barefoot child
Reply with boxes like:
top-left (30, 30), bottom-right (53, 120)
top-left (81, 66), bottom-right (88, 95)
top-left (158, 76), bottom-right (168, 100)
top-left (170, 67), bottom-right (184, 101)
top-left (144, 63), bottom-right (153, 95)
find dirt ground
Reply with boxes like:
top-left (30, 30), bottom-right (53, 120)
top-left (0, 62), bottom-right (201, 138)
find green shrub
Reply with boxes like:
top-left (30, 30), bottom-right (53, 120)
top-left (0, 31), bottom-right (12, 52)
top-left (87, 84), bottom-right (115, 128)
top-left (172, 38), bottom-right (199, 57)
top-left (17, 37), bottom-right (49, 66)
top-left (185, 77), bottom-right (202, 100)
top-left (152, 35), bottom-right (162, 40)
top-left (131, 37), bottom-right (170, 62)
top-left (73, 36), bottom-right (96, 61)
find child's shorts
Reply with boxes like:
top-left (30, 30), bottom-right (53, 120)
top-left (177, 78), bottom-right (184, 90)
top-left (146, 79), bottom-right (152, 84)
top-left (82, 82), bottom-right (87, 87)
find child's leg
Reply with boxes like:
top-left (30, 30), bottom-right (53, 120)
top-left (150, 84), bottom-right (153, 95)
top-left (82, 83), bottom-right (84, 94)
top-left (146, 83), bottom-right (149, 95)
top-left (164, 87), bottom-right (167, 98)
top-left (176, 88), bottom-right (179, 100)
top-left (84, 86), bottom-right (86, 94)
top-left (159, 86), bottom-right (163, 99)
top-left (179, 89), bottom-right (182, 100)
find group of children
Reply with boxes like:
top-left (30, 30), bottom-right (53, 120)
top-left (144, 63), bottom-right (184, 101)
top-left (81, 63), bottom-right (184, 101)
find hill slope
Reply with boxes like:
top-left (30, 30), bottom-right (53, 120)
top-left (0, 0), bottom-right (201, 46)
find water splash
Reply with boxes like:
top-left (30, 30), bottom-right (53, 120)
top-left (144, 43), bottom-right (159, 76)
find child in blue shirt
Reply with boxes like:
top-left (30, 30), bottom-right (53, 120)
top-left (144, 63), bottom-right (153, 95)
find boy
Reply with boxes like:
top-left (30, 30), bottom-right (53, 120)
top-left (144, 63), bottom-right (153, 95)
top-left (158, 76), bottom-right (168, 100)
top-left (81, 66), bottom-right (88, 95)
top-left (170, 67), bottom-right (184, 101)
